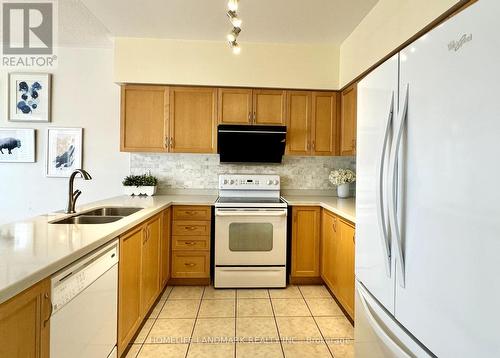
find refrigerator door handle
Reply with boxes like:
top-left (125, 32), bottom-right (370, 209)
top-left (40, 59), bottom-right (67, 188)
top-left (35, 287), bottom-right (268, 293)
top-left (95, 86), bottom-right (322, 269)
top-left (357, 283), bottom-right (413, 358)
top-left (388, 83), bottom-right (409, 288)
top-left (376, 91), bottom-right (395, 277)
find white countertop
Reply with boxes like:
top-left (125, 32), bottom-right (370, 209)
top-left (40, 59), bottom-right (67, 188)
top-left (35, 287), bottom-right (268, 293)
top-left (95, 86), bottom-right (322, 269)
top-left (282, 194), bottom-right (356, 224)
top-left (0, 192), bottom-right (355, 304)
top-left (0, 194), bottom-right (217, 304)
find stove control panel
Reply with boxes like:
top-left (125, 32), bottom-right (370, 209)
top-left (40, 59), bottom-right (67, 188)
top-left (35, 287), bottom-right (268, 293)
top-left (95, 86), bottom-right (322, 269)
top-left (219, 174), bottom-right (280, 190)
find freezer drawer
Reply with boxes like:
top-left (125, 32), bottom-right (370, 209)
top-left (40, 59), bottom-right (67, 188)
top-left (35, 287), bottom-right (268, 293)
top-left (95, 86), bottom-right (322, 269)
top-left (355, 281), bottom-right (432, 358)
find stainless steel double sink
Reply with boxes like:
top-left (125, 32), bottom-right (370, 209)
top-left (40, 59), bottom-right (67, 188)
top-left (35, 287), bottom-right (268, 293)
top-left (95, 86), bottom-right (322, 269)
top-left (52, 207), bottom-right (144, 224)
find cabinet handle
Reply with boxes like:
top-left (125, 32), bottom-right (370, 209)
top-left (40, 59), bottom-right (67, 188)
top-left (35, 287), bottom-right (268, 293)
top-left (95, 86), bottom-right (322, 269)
top-left (312, 140), bottom-right (315, 151)
top-left (165, 136), bottom-right (169, 149)
top-left (143, 228), bottom-right (148, 244)
top-left (332, 218), bottom-right (337, 232)
top-left (184, 262), bottom-right (196, 267)
top-left (43, 292), bottom-right (52, 328)
top-left (253, 112), bottom-right (256, 122)
top-left (185, 211), bottom-right (196, 216)
top-left (307, 142), bottom-right (310, 151)
top-left (248, 112), bottom-right (251, 122)
top-left (353, 232), bottom-right (356, 244)
top-left (170, 137), bottom-right (174, 147)
top-left (185, 226), bottom-right (197, 231)
top-left (185, 241), bottom-right (197, 246)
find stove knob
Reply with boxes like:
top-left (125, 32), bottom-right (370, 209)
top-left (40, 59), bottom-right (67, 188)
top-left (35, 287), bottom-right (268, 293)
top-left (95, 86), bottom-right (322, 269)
top-left (230, 180), bottom-right (235, 185)
top-left (223, 179), bottom-right (228, 185)
top-left (267, 180), bottom-right (273, 185)
top-left (273, 180), bottom-right (279, 185)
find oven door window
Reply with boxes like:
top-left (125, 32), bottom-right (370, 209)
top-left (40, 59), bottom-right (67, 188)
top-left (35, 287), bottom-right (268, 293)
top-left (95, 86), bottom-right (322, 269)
top-left (228, 223), bottom-right (273, 251)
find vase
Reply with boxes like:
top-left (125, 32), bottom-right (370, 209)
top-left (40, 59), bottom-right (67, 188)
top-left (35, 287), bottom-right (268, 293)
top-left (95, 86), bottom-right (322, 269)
top-left (124, 185), bottom-right (157, 196)
top-left (337, 183), bottom-right (350, 198)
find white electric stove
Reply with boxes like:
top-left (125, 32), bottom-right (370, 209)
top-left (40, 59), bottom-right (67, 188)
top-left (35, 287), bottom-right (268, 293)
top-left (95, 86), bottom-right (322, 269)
top-left (214, 174), bottom-right (287, 288)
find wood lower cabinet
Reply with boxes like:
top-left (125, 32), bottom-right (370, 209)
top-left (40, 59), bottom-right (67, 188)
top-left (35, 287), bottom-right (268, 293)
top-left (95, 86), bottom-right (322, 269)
top-left (118, 210), bottom-right (169, 356)
top-left (218, 88), bottom-right (253, 125)
top-left (118, 226), bottom-right (143, 356)
top-left (0, 278), bottom-right (51, 358)
top-left (171, 205), bottom-right (211, 280)
top-left (120, 85), bottom-right (169, 152)
top-left (169, 87), bottom-right (217, 153)
top-left (160, 208), bottom-right (172, 288)
top-left (291, 206), bottom-right (321, 278)
top-left (321, 209), bottom-right (355, 319)
top-left (140, 214), bottom-right (162, 314)
top-left (340, 83), bottom-right (357, 156)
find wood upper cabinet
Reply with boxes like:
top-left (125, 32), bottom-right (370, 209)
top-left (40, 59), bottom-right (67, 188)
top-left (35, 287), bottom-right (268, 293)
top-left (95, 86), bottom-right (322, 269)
top-left (312, 91), bottom-right (339, 156)
top-left (141, 214), bottom-right (161, 315)
top-left (291, 206), bottom-right (321, 277)
top-left (286, 91), bottom-right (312, 155)
top-left (0, 278), bottom-right (51, 358)
top-left (121, 85), bottom-right (168, 152)
top-left (118, 226), bottom-right (143, 356)
top-left (169, 87), bottom-right (217, 153)
top-left (286, 91), bottom-right (338, 156)
top-left (340, 83), bottom-right (357, 156)
top-left (160, 207), bottom-right (171, 289)
top-left (253, 89), bottom-right (286, 125)
top-left (321, 208), bottom-right (355, 319)
top-left (218, 88), bottom-right (252, 125)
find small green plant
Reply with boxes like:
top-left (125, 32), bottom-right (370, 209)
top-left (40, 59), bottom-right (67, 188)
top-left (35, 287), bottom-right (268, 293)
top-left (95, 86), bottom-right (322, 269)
top-left (122, 173), bottom-right (158, 187)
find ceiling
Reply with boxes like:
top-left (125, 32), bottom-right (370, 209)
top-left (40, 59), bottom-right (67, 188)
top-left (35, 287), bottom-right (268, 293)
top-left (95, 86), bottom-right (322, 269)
top-left (79, 0), bottom-right (379, 45)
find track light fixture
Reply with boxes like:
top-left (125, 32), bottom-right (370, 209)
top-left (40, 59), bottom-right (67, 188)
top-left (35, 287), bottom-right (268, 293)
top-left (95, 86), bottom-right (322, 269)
top-left (226, 0), bottom-right (242, 54)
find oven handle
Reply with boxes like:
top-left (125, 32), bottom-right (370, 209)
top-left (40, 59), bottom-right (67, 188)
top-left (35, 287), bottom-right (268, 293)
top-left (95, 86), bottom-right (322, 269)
top-left (215, 209), bottom-right (287, 217)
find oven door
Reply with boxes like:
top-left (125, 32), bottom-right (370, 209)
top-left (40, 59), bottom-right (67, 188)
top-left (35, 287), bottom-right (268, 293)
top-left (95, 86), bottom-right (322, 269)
top-left (215, 208), bottom-right (287, 266)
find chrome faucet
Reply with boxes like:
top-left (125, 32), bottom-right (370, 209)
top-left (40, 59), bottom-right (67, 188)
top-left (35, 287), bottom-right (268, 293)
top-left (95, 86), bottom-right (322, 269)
top-left (66, 169), bottom-right (92, 214)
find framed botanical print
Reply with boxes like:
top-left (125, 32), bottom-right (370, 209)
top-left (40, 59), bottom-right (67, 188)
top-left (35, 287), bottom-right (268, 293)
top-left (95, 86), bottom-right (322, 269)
top-left (46, 128), bottom-right (83, 177)
top-left (9, 73), bottom-right (52, 123)
top-left (0, 128), bottom-right (36, 163)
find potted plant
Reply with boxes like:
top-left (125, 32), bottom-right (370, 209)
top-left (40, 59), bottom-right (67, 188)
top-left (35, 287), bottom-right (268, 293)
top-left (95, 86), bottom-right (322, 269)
top-left (122, 173), bottom-right (158, 196)
top-left (329, 168), bottom-right (356, 198)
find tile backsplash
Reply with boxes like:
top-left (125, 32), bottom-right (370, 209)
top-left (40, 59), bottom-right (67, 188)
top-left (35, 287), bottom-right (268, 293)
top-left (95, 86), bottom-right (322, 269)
top-left (130, 154), bottom-right (356, 193)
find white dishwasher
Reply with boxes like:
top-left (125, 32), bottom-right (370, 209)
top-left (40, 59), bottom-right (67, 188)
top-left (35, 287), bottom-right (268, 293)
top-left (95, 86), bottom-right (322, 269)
top-left (50, 239), bottom-right (119, 358)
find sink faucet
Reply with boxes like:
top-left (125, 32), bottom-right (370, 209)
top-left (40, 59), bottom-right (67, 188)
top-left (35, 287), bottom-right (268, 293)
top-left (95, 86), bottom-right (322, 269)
top-left (66, 169), bottom-right (92, 214)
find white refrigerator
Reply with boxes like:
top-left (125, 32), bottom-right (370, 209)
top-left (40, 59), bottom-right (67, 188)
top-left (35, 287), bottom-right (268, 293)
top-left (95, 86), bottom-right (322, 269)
top-left (355, 1), bottom-right (500, 357)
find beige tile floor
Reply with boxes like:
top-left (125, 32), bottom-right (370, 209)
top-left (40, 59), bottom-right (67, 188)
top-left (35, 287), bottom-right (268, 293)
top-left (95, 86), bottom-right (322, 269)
top-left (125, 285), bottom-right (354, 358)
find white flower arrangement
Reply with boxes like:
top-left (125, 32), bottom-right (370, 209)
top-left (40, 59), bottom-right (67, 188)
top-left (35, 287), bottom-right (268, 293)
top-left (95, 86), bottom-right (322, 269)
top-left (329, 168), bottom-right (356, 186)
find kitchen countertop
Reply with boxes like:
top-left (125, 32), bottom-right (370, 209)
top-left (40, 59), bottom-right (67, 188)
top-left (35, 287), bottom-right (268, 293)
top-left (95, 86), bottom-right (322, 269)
top-left (282, 194), bottom-right (356, 224)
top-left (0, 192), bottom-right (355, 304)
top-left (0, 194), bottom-right (216, 304)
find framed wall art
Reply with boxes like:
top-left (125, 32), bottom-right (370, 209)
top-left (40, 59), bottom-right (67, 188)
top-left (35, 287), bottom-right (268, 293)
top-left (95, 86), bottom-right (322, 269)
top-left (9, 73), bottom-right (52, 123)
top-left (46, 127), bottom-right (83, 177)
top-left (0, 128), bottom-right (36, 163)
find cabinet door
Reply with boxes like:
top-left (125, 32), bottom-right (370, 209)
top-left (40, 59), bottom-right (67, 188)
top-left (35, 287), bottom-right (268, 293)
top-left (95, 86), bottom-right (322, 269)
top-left (118, 227), bottom-right (143, 355)
top-left (286, 91), bottom-right (312, 155)
top-left (170, 87), bottom-right (217, 153)
top-left (291, 206), bottom-right (321, 277)
top-left (340, 84), bottom-right (357, 155)
top-left (312, 92), bottom-right (338, 156)
top-left (253, 89), bottom-right (286, 125)
top-left (141, 215), bottom-right (161, 315)
top-left (218, 88), bottom-right (252, 124)
top-left (321, 210), bottom-right (339, 294)
top-left (160, 208), bottom-right (171, 289)
top-left (121, 85), bottom-right (168, 152)
top-left (0, 278), bottom-right (51, 358)
top-left (338, 219), bottom-right (355, 318)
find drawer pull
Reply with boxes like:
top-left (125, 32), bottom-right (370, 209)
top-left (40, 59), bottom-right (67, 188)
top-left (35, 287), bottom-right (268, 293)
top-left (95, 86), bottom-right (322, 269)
top-left (185, 241), bottom-right (197, 246)
top-left (184, 262), bottom-right (196, 267)
top-left (184, 226), bottom-right (197, 230)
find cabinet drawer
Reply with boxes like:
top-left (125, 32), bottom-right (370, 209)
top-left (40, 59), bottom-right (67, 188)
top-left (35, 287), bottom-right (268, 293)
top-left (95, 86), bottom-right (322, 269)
top-left (172, 236), bottom-right (210, 251)
top-left (172, 221), bottom-right (211, 236)
top-left (173, 206), bottom-right (211, 221)
top-left (172, 251), bottom-right (210, 278)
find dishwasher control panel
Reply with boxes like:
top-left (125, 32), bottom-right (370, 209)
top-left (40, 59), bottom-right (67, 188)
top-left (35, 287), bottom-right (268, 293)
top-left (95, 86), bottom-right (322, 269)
top-left (51, 241), bottom-right (118, 313)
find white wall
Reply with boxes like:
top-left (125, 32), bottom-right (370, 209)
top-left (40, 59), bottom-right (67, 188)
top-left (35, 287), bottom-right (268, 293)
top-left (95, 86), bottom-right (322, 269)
top-left (339, 0), bottom-right (461, 87)
top-left (0, 47), bottom-right (128, 225)
top-left (114, 38), bottom-right (340, 90)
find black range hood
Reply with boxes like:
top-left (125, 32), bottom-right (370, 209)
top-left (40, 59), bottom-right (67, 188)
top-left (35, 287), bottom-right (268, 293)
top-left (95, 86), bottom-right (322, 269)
top-left (217, 124), bottom-right (287, 163)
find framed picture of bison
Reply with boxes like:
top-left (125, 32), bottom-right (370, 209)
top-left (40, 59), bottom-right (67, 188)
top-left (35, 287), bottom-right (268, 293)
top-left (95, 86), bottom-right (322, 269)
top-left (8, 73), bottom-right (52, 123)
top-left (46, 128), bottom-right (83, 177)
top-left (0, 128), bottom-right (35, 163)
